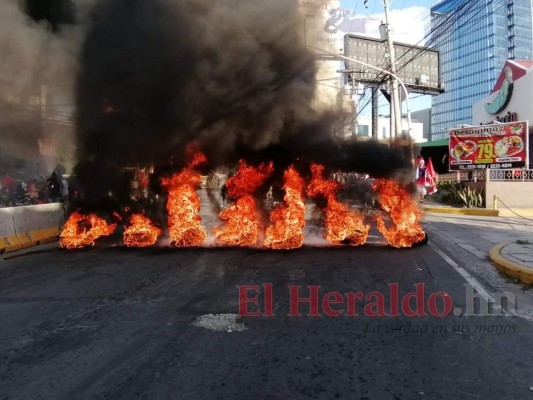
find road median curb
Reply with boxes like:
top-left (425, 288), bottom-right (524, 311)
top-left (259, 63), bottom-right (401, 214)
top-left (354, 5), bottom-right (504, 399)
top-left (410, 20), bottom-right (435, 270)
top-left (489, 242), bottom-right (533, 284)
top-left (1, 205), bottom-right (63, 254)
top-left (423, 206), bottom-right (499, 217)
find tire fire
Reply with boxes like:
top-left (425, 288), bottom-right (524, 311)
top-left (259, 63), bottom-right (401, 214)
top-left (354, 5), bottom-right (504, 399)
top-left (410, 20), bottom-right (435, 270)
top-left (59, 212), bottom-right (117, 249)
top-left (213, 160), bottom-right (273, 247)
top-left (60, 159), bottom-right (427, 249)
top-left (264, 165), bottom-right (306, 250)
top-left (161, 152), bottom-right (207, 247)
top-left (307, 164), bottom-right (370, 246)
top-left (373, 179), bottom-right (426, 248)
top-left (123, 213), bottom-right (162, 247)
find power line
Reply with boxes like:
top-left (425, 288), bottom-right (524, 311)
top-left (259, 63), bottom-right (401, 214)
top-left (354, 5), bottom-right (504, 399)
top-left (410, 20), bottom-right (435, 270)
top-left (351, 0), bottom-right (505, 119)
top-left (395, 0), bottom-right (507, 76)
top-left (337, 0), bottom-right (505, 137)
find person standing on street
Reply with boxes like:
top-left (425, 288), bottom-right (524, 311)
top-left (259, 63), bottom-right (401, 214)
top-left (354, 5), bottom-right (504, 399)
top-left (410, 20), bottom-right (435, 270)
top-left (47, 171), bottom-right (61, 203)
top-left (415, 156), bottom-right (428, 203)
top-left (1, 173), bottom-right (17, 207)
top-left (27, 179), bottom-right (39, 204)
top-left (60, 176), bottom-right (69, 213)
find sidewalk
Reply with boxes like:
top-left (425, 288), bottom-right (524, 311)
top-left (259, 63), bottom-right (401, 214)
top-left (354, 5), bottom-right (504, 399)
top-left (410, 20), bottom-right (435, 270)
top-left (422, 206), bottom-right (533, 285)
top-left (421, 197), bottom-right (499, 216)
top-left (421, 196), bottom-right (533, 284)
top-left (489, 241), bottom-right (533, 284)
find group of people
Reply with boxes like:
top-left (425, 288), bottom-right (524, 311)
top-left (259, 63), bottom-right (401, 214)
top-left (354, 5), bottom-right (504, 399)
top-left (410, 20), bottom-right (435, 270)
top-left (0, 171), bottom-right (69, 210)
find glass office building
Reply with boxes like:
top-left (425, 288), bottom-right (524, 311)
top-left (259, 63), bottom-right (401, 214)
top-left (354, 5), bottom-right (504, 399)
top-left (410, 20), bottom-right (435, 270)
top-left (430, 0), bottom-right (533, 139)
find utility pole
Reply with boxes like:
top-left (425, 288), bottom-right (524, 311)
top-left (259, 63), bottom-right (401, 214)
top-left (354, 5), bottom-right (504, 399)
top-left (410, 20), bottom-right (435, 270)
top-left (351, 78), bottom-right (357, 139)
top-left (371, 87), bottom-right (378, 139)
top-left (382, 0), bottom-right (402, 139)
top-left (327, 47), bottom-right (411, 141)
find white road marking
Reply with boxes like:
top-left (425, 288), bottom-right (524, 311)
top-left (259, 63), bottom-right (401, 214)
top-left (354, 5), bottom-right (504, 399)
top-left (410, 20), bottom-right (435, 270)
top-left (429, 242), bottom-right (499, 309)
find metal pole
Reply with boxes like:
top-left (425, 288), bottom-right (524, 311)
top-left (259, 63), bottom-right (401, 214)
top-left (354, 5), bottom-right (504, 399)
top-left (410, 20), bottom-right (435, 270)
top-left (371, 87), bottom-right (378, 139)
top-left (382, 0), bottom-right (402, 139)
top-left (316, 46), bottom-right (412, 137)
top-left (389, 90), bottom-right (395, 141)
top-left (352, 79), bottom-right (357, 139)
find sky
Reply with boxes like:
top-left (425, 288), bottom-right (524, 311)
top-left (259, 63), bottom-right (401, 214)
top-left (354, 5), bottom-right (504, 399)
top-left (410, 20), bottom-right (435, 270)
top-left (340, 0), bottom-right (435, 16)
top-left (338, 0), bottom-right (437, 113)
top-left (339, 0), bottom-right (434, 47)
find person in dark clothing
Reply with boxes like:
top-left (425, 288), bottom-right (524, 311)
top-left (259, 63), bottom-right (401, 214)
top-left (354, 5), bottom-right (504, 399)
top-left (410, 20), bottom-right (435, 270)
top-left (220, 183), bottom-right (228, 206)
top-left (47, 171), bottom-right (61, 203)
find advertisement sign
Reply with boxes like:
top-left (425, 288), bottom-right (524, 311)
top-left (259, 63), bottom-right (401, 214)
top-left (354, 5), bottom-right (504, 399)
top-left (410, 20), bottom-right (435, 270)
top-left (448, 121), bottom-right (529, 171)
top-left (344, 34), bottom-right (443, 95)
top-left (298, 0), bottom-right (342, 52)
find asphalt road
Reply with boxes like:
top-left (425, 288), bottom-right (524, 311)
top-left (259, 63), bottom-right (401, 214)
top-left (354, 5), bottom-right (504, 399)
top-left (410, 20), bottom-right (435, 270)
top-left (1, 222), bottom-right (532, 400)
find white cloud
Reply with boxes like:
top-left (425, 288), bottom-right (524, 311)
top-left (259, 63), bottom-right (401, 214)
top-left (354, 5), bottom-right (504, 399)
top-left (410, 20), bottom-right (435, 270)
top-left (351, 6), bottom-right (429, 45)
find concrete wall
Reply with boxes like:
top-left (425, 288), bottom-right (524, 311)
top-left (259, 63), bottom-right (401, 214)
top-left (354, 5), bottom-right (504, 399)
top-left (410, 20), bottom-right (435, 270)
top-left (0, 204), bottom-right (64, 253)
top-left (0, 208), bottom-right (19, 252)
top-left (485, 181), bottom-right (533, 209)
top-left (438, 175), bottom-right (533, 209)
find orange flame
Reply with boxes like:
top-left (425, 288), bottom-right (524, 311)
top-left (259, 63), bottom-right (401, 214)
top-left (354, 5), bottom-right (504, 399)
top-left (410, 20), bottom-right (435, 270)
top-left (264, 165), bottom-right (306, 249)
top-left (214, 160), bottom-right (273, 247)
top-left (59, 211), bottom-right (117, 249)
top-left (187, 148), bottom-right (207, 168)
top-left (123, 213), bottom-right (162, 247)
top-left (373, 179), bottom-right (426, 248)
top-left (307, 164), bottom-right (369, 246)
top-left (161, 152), bottom-right (207, 247)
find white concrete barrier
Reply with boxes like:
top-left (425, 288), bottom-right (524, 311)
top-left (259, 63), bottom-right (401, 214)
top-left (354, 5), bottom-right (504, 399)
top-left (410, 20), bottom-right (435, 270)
top-left (0, 208), bottom-right (21, 253)
top-left (0, 204), bottom-right (64, 252)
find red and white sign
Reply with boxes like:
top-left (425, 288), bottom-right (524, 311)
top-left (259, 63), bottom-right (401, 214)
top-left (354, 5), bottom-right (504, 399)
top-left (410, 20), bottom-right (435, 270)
top-left (448, 121), bottom-right (529, 171)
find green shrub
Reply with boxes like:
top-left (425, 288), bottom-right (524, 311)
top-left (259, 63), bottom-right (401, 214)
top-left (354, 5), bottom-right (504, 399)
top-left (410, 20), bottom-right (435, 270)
top-left (437, 181), bottom-right (463, 205)
top-left (435, 181), bottom-right (483, 207)
top-left (457, 187), bottom-right (483, 208)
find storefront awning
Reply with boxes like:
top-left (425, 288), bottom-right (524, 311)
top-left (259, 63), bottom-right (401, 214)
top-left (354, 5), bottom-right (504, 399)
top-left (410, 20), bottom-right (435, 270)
top-left (419, 139), bottom-right (449, 147)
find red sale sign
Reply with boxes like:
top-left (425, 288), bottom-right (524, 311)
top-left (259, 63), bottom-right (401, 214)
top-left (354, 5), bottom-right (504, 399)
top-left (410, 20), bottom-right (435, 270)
top-left (448, 121), bottom-right (529, 171)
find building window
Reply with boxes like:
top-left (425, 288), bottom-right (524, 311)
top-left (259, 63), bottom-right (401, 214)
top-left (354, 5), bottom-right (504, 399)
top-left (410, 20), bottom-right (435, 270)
top-left (358, 125), bottom-right (369, 137)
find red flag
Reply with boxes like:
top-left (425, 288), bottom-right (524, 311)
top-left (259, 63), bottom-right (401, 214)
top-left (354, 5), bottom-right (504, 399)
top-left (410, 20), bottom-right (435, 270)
top-left (425, 157), bottom-right (438, 194)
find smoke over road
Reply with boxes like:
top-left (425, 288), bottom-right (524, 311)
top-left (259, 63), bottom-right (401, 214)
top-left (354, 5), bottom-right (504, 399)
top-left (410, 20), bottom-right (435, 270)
top-left (1, 0), bottom-right (411, 209)
top-left (0, 0), bottom-right (84, 170)
top-left (76, 0), bottom-right (320, 167)
top-left (75, 0), bottom-right (409, 203)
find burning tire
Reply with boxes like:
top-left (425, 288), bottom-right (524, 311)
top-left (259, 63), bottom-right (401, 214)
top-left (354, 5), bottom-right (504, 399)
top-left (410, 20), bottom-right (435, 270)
top-left (411, 232), bottom-right (429, 247)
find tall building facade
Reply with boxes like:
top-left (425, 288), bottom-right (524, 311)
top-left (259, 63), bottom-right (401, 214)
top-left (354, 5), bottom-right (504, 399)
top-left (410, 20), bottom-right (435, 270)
top-left (430, 0), bottom-right (533, 139)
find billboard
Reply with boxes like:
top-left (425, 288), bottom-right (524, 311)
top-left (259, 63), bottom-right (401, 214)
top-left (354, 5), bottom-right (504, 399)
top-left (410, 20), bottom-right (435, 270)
top-left (343, 34), bottom-right (443, 95)
top-left (298, 0), bottom-right (342, 53)
top-left (448, 121), bottom-right (529, 171)
top-left (297, 0), bottom-right (343, 113)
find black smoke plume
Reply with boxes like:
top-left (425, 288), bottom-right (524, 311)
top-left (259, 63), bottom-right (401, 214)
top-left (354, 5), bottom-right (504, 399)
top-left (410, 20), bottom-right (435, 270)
top-left (73, 0), bottom-right (410, 211)
top-left (0, 0), bottom-right (81, 174)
